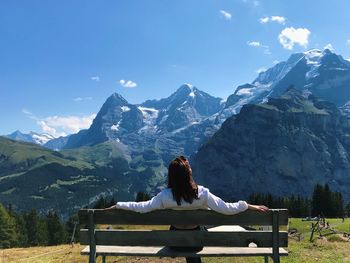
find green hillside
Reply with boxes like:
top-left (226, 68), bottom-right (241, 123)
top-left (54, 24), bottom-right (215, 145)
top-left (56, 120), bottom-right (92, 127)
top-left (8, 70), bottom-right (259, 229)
top-left (0, 137), bottom-right (136, 217)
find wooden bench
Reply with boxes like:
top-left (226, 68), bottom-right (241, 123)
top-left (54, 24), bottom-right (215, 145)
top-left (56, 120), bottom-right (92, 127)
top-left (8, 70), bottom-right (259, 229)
top-left (79, 208), bottom-right (288, 263)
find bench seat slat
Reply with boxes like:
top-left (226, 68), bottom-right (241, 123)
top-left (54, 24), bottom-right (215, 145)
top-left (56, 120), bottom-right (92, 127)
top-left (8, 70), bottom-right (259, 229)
top-left (79, 209), bottom-right (288, 226)
top-left (80, 229), bottom-right (288, 247)
top-left (81, 245), bottom-right (288, 257)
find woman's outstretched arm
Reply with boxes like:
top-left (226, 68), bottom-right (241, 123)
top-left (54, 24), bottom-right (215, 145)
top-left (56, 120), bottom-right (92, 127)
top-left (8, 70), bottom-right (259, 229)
top-left (204, 187), bottom-right (269, 215)
top-left (104, 192), bottom-right (164, 213)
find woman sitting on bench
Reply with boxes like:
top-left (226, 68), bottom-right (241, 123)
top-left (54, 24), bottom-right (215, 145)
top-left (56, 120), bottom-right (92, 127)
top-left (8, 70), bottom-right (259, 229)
top-left (106, 155), bottom-right (268, 263)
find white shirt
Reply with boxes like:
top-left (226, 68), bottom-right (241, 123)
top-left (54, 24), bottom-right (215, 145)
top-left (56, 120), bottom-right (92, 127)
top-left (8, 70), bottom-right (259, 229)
top-left (116, 185), bottom-right (248, 215)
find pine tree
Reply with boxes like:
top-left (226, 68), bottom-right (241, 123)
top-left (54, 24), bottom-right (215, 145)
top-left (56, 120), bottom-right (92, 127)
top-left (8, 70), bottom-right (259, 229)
top-left (46, 211), bottom-right (67, 245)
top-left (13, 212), bottom-right (28, 247)
top-left (311, 184), bottom-right (323, 216)
top-left (0, 203), bottom-right (18, 248)
top-left (24, 209), bottom-right (48, 246)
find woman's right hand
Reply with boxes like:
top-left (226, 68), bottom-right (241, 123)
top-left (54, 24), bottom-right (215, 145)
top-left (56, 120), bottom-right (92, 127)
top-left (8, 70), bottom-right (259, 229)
top-left (247, 204), bottom-right (269, 212)
top-left (104, 204), bottom-right (117, 210)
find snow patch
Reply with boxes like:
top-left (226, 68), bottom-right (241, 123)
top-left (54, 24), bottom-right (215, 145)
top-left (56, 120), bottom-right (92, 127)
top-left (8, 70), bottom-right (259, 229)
top-left (111, 121), bottom-right (121, 131)
top-left (137, 106), bottom-right (160, 133)
top-left (236, 88), bottom-right (253, 96)
top-left (121, 106), bottom-right (130, 112)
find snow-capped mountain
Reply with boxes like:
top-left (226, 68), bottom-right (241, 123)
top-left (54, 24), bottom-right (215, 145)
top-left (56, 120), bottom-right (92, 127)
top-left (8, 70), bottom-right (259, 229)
top-left (64, 93), bottom-right (144, 149)
top-left (62, 84), bottom-right (223, 150)
top-left (6, 130), bottom-right (55, 145)
top-left (221, 48), bottom-right (350, 118)
top-left (140, 84), bottom-right (223, 132)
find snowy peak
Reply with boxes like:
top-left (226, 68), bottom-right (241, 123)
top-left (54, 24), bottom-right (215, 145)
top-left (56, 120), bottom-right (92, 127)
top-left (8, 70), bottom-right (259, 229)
top-left (105, 92), bottom-right (129, 106)
top-left (6, 130), bottom-right (55, 145)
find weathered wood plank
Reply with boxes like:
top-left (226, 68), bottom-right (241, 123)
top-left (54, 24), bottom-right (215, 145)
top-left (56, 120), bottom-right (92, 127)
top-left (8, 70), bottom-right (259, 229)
top-left (81, 245), bottom-right (288, 257)
top-left (80, 229), bottom-right (288, 247)
top-left (79, 209), bottom-right (288, 226)
top-left (272, 210), bottom-right (280, 263)
top-left (88, 210), bottom-right (96, 263)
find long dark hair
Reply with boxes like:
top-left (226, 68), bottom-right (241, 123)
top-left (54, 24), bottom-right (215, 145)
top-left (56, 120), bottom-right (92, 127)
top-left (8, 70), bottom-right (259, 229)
top-left (167, 156), bottom-right (199, 205)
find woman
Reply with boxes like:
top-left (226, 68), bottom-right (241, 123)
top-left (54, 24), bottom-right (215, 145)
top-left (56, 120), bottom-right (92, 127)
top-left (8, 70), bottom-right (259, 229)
top-left (106, 156), bottom-right (268, 263)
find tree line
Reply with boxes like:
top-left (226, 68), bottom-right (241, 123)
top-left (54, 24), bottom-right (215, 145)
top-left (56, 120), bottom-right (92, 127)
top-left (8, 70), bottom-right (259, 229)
top-left (248, 183), bottom-right (350, 218)
top-left (0, 196), bottom-right (117, 249)
top-left (0, 204), bottom-right (74, 249)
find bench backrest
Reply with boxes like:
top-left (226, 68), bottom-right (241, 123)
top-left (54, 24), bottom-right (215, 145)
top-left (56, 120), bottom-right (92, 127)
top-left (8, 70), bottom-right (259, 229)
top-left (79, 209), bottom-right (288, 248)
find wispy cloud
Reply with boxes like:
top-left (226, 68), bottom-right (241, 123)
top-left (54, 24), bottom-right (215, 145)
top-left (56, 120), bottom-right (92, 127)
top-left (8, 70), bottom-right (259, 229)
top-left (247, 41), bottom-right (271, 54)
top-left (91, 76), bottom-right (100, 82)
top-left (119, 79), bottom-right (137, 88)
top-left (73, 97), bottom-right (93, 102)
top-left (346, 39), bottom-right (350, 45)
top-left (242, 0), bottom-right (260, 7)
top-left (278, 27), bottom-right (310, 50)
top-left (22, 108), bottom-right (33, 116)
top-left (260, 16), bottom-right (286, 25)
top-left (220, 10), bottom-right (232, 20)
top-left (22, 109), bottom-right (96, 137)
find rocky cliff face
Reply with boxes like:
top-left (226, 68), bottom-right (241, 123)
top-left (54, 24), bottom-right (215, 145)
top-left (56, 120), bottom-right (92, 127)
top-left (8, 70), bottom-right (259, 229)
top-left (192, 88), bottom-right (350, 201)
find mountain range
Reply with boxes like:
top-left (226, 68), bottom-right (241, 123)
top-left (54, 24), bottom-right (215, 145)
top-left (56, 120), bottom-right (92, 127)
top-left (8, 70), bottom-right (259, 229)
top-left (2, 48), bottom-right (350, 215)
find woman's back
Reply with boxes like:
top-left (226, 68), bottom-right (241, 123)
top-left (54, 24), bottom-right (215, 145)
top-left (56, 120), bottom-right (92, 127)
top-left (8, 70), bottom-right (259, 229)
top-left (116, 185), bottom-right (248, 215)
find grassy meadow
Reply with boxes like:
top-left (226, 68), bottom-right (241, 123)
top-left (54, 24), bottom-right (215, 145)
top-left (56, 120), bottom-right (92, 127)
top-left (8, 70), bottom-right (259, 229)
top-left (1, 218), bottom-right (349, 263)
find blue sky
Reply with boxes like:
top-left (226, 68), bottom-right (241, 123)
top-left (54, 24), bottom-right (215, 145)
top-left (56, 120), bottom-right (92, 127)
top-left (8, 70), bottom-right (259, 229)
top-left (1, 0), bottom-right (350, 136)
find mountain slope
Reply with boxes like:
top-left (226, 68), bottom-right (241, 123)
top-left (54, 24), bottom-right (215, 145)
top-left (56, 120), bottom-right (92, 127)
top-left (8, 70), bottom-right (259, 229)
top-left (192, 88), bottom-right (350, 202)
top-left (0, 137), bottom-right (136, 217)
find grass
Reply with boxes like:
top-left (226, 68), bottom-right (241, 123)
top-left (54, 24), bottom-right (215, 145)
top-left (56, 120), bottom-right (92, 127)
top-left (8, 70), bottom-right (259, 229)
top-left (1, 218), bottom-right (349, 263)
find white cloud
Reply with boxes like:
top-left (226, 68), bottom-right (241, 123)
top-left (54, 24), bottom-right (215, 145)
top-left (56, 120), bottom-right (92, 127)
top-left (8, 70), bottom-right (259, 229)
top-left (91, 76), bottom-right (100, 82)
top-left (256, 67), bottom-right (267, 74)
top-left (220, 10), bottom-right (232, 20)
top-left (247, 41), bottom-right (271, 54)
top-left (74, 97), bottom-right (93, 102)
top-left (247, 41), bottom-right (261, 47)
top-left (273, 60), bottom-right (280, 64)
top-left (37, 114), bottom-right (97, 137)
top-left (324, 43), bottom-right (335, 51)
top-left (347, 39), bottom-right (350, 45)
top-left (278, 27), bottom-right (310, 50)
top-left (22, 109), bottom-right (96, 137)
top-left (271, 16), bottom-right (286, 24)
top-left (119, 79), bottom-right (137, 88)
top-left (260, 16), bottom-right (286, 25)
top-left (259, 17), bottom-right (269, 24)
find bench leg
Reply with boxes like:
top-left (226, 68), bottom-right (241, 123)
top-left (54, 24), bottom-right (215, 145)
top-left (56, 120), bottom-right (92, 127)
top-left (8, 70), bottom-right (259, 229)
top-left (102, 255), bottom-right (106, 263)
top-left (272, 255), bottom-right (280, 263)
top-left (264, 256), bottom-right (268, 263)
